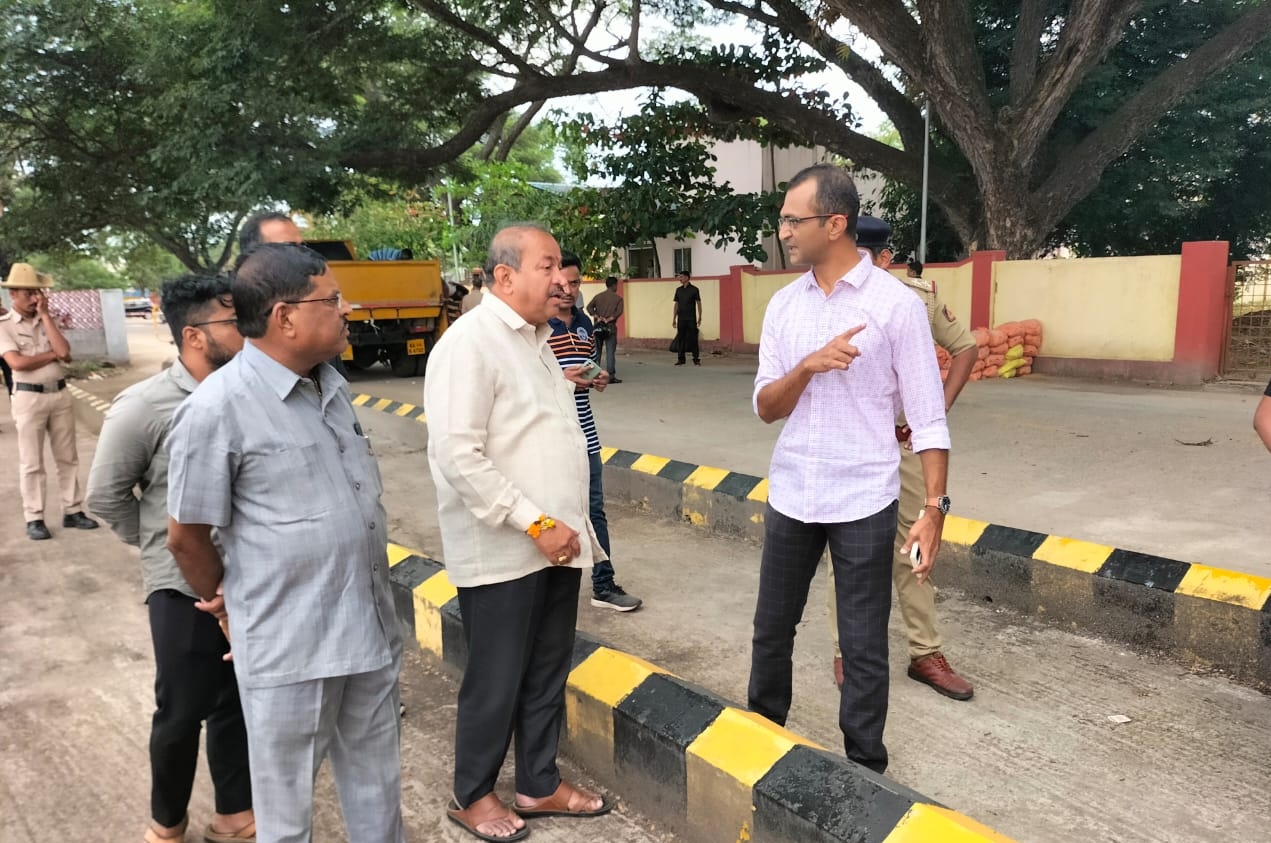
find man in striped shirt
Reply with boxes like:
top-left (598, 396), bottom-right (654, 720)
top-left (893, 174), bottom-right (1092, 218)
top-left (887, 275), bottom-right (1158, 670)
top-left (548, 252), bottom-right (642, 612)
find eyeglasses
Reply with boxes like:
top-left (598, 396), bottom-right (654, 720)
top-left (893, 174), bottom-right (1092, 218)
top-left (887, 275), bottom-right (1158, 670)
top-left (283, 292), bottom-right (345, 308)
top-left (776, 214), bottom-right (842, 229)
top-left (190, 317), bottom-right (237, 328)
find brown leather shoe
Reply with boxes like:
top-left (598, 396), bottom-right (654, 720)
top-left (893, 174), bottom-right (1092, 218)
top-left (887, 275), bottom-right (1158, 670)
top-left (908, 652), bottom-right (974, 700)
top-left (832, 656), bottom-right (844, 689)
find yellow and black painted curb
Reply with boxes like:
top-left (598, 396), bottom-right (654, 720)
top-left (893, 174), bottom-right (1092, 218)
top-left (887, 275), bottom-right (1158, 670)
top-left (352, 390), bottom-right (1271, 689)
top-left (385, 543), bottom-right (1018, 843)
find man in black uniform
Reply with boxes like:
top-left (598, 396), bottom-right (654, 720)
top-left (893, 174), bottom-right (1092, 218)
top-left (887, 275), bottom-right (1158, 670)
top-left (671, 270), bottom-right (702, 366)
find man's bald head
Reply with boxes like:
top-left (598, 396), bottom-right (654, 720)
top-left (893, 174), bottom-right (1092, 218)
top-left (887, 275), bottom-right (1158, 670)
top-left (485, 224), bottom-right (566, 326)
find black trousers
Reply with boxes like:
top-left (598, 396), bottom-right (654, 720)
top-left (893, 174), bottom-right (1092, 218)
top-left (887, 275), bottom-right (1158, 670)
top-left (148, 590), bottom-right (251, 826)
top-left (673, 325), bottom-right (699, 363)
top-left (748, 501), bottom-right (897, 773)
top-left (0, 356), bottom-right (12, 395)
top-left (453, 566), bottom-right (581, 807)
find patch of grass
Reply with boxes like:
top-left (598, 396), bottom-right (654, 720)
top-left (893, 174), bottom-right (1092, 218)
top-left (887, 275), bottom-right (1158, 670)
top-left (62, 360), bottom-right (118, 380)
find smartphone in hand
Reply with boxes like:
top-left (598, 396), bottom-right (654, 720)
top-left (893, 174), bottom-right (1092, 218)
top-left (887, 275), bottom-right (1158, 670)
top-left (577, 359), bottom-right (603, 383)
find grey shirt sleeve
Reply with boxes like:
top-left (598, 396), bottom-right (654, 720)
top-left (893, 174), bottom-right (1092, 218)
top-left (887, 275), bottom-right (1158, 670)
top-left (167, 393), bottom-right (237, 527)
top-left (85, 390), bottom-right (157, 546)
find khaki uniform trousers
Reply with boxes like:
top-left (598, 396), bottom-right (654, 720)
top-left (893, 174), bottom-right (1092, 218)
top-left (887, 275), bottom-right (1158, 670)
top-left (12, 388), bottom-right (83, 522)
top-left (827, 445), bottom-right (940, 660)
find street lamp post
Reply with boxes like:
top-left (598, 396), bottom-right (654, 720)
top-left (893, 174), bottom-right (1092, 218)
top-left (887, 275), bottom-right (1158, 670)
top-left (919, 98), bottom-right (930, 264)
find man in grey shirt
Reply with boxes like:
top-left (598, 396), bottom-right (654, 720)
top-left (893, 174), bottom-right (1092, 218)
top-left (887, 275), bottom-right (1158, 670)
top-left (167, 244), bottom-right (405, 843)
top-left (87, 273), bottom-right (254, 843)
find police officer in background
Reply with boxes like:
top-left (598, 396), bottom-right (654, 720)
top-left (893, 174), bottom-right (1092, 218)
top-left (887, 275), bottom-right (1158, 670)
top-left (824, 216), bottom-right (979, 701)
top-left (0, 263), bottom-right (99, 540)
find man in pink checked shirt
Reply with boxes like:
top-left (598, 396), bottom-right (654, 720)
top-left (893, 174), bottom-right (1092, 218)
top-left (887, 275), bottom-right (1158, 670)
top-left (747, 163), bottom-right (951, 774)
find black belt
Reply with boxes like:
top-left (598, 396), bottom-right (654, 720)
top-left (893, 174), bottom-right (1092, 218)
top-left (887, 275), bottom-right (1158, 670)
top-left (15, 379), bottom-right (67, 393)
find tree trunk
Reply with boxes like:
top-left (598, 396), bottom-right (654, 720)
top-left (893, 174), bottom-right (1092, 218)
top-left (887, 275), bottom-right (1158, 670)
top-left (980, 183), bottom-right (1049, 259)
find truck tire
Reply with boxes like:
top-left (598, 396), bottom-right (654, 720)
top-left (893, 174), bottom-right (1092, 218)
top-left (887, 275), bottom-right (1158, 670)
top-left (388, 343), bottom-right (426, 378)
top-left (345, 346), bottom-right (379, 371)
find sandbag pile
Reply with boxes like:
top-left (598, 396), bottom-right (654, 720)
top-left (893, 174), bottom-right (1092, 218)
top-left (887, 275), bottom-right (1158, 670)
top-left (966, 319), bottom-right (1043, 380)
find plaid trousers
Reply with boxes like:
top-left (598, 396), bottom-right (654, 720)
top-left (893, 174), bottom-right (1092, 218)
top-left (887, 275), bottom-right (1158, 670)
top-left (748, 500), bottom-right (897, 773)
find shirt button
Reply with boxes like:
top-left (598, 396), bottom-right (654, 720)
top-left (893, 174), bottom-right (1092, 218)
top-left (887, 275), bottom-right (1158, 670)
top-left (354, 482), bottom-right (361, 490)
top-left (340, 446), bottom-right (346, 454)
top-left (369, 522), bottom-right (376, 530)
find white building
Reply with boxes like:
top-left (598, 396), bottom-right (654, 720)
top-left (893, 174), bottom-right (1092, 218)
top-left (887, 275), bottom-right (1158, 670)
top-left (623, 140), bottom-right (885, 277)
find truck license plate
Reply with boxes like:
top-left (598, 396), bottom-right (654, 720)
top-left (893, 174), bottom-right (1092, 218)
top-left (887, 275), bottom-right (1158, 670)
top-left (406, 338), bottom-right (426, 356)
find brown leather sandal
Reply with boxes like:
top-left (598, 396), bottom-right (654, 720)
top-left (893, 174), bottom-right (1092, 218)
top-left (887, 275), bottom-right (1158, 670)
top-left (447, 793), bottom-right (529, 842)
top-left (513, 781), bottom-right (613, 819)
top-left (204, 819), bottom-right (256, 842)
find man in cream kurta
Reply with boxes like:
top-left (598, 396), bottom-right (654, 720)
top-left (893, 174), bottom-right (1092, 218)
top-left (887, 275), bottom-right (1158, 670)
top-left (425, 224), bottom-right (612, 842)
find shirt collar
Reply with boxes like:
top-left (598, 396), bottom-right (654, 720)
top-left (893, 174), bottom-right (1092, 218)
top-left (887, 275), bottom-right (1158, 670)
top-left (799, 249), bottom-right (876, 292)
top-left (239, 339), bottom-right (314, 401)
top-left (548, 306), bottom-right (585, 333)
top-left (484, 290), bottom-right (552, 344)
top-left (167, 358), bottom-right (200, 395)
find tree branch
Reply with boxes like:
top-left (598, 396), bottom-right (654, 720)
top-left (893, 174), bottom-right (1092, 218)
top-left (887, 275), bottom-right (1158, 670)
top-left (1009, 0), bottom-right (1049, 106)
top-left (477, 112), bottom-right (510, 161)
top-left (340, 59), bottom-right (974, 235)
top-left (706, 0), bottom-right (925, 150)
top-left (494, 102), bottom-right (545, 160)
top-left (405, 0), bottom-right (541, 75)
top-left (1008, 0), bottom-right (1141, 168)
top-left (1036, 0), bottom-right (1271, 229)
top-left (628, 0), bottom-right (641, 63)
top-left (526, 0), bottom-right (621, 67)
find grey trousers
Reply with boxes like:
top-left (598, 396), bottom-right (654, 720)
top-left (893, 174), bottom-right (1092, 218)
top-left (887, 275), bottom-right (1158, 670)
top-left (237, 659), bottom-right (404, 843)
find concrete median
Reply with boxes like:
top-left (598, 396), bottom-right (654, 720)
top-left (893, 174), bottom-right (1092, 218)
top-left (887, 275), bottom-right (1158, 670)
top-left (385, 544), bottom-right (1018, 843)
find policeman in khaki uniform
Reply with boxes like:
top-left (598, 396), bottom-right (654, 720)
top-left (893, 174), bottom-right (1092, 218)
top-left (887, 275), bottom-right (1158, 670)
top-left (0, 263), bottom-right (99, 540)
top-left (825, 217), bottom-right (979, 700)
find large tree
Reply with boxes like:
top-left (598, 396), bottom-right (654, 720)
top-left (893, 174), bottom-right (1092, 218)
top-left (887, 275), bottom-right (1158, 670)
top-left (0, 0), bottom-right (482, 270)
top-left (373, 0), bottom-right (1271, 258)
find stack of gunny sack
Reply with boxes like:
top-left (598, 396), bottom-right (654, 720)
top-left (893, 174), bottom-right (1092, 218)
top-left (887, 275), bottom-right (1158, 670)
top-left (932, 319), bottom-right (1044, 381)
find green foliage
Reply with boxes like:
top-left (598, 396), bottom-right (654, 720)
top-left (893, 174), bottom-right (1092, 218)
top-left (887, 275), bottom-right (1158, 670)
top-left (0, 0), bottom-right (484, 270)
top-left (555, 97), bottom-right (782, 266)
top-left (304, 179), bottom-right (448, 260)
top-left (26, 252), bottom-right (128, 290)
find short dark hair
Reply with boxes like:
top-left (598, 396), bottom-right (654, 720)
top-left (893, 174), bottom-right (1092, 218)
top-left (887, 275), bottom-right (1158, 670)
top-left (786, 163), bottom-right (860, 239)
top-left (232, 243), bottom-right (326, 338)
top-left (560, 251), bottom-right (582, 272)
top-left (237, 212), bottom-right (295, 255)
top-left (604, 275), bottom-right (618, 288)
top-left (908, 260), bottom-right (924, 276)
top-left (160, 273), bottom-right (233, 350)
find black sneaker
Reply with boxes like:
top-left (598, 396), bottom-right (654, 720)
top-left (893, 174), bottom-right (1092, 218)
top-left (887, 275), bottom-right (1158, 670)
top-left (591, 586), bottom-right (642, 612)
top-left (26, 520), bottom-right (52, 540)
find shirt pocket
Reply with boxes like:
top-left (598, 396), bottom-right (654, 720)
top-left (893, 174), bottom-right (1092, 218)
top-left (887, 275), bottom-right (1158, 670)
top-left (250, 442), bottom-right (337, 522)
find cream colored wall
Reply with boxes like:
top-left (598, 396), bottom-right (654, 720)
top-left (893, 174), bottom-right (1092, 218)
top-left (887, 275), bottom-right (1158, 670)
top-left (929, 263), bottom-right (975, 327)
top-left (992, 255), bottom-right (1181, 361)
top-left (742, 269), bottom-right (803, 344)
top-left (579, 282), bottom-right (605, 310)
top-left (626, 278), bottom-right (722, 341)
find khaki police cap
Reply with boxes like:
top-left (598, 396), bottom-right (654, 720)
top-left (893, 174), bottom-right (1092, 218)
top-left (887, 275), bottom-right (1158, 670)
top-left (1, 263), bottom-right (55, 290)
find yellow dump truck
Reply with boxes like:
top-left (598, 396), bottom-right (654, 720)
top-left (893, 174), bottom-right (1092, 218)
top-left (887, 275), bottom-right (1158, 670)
top-left (306, 241), bottom-right (448, 378)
